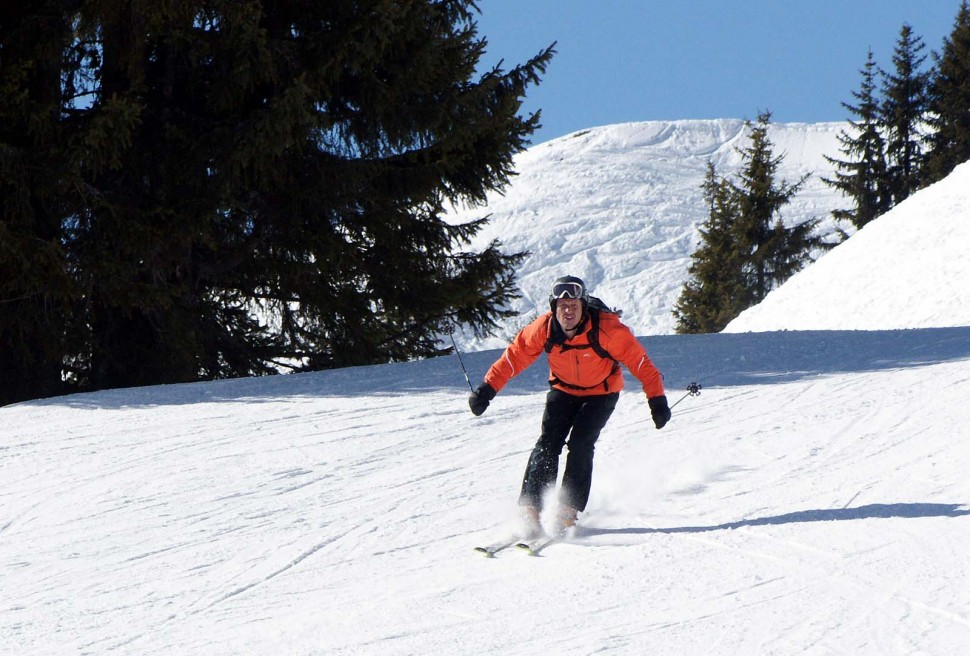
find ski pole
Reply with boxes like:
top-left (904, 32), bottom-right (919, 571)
top-left (669, 381), bottom-right (701, 409)
top-left (444, 325), bottom-right (475, 392)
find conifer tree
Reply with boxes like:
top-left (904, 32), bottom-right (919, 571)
top-left (733, 112), bottom-right (821, 303)
top-left (880, 24), bottom-right (930, 203)
top-left (674, 114), bottom-right (822, 334)
top-left (673, 163), bottom-right (747, 333)
top-left (824, 49), bottom-right (891, 230)
top-left (0, 1), bottom-right (553, 403)
top-left (0, 5), bottom-right (79, 404)
top-left (925, 0), bottom-right (970, 183)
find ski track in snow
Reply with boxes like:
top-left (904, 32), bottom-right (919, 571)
top-left (4, 329), bottom-right (970, 655)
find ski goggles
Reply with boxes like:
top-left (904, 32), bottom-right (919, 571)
top-left (551, 281), bottom-right (586, 300)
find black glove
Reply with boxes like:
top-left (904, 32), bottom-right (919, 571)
top-left (469, 382), bottom-right (496, 416)
top-left (648, 395), bottom-right (671, 429)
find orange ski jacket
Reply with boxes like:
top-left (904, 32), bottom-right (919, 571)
top-left (483, 311), bottom-right (665, 399)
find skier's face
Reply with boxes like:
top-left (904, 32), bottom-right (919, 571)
top-left (556, 298), bottom-right (583, 332)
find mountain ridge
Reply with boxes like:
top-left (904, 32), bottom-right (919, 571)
top-left (446, 118), bottom-right (846, 349)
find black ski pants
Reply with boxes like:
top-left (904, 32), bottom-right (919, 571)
top-left (519, 388), bottom-right (619, 512)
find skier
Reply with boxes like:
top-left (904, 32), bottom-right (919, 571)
top-left (468, 275), bottom-right (671, 539)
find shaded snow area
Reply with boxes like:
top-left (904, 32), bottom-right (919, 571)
top-left (725, 161), bottom-right (970, 332)
top-left (445, 119), bottom-right (845, 349)
top-left (4, 328), bottom-right (970, 655)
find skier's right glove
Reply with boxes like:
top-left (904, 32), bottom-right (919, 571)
top-left (648, 395), bottom-right (671, 429)
top-left (469, 382), bottom-right (496, 416)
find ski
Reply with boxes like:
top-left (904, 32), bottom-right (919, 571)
top-left (473, 537), bottom-right (519, 558)
top-left (515, 536), bottom-right (558, 556)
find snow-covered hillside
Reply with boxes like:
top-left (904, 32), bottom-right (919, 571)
top-left (5, 123), bottom-right (970, 655)
top-left (725, 160), bottom-right (970, 332)
top-left (4, 328), bottom-right (970, 655)
top-left (446, 119), bottom-right (845, 349)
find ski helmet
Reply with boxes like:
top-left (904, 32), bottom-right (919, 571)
top-left (549, 275), bottom-right (588, 312)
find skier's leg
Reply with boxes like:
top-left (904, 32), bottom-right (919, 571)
top-left (559, 392), bottom-right (619, 512)
top-left (518, 389), bottom-right (579, 509)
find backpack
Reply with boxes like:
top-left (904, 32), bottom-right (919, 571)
top-left (543, 296), bottom-right (622, 391)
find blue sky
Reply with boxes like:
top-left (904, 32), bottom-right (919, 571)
top-left (474, 0), bottom-right (963, 145)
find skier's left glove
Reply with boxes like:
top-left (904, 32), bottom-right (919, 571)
top-left (648, 395), bottom-right (671, 429)
top-left (469, 382), bottom-right (496, 416)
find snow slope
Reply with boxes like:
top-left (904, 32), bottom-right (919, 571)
top-left (3, 328), bottom-right (970, 655)
top-left (4, 128), bottom-right (970, 655)
top-left (446, 119), bottom-right (845, 349)
top-left (725, 160), bottom-right (970, 332)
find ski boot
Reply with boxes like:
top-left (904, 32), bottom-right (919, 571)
top-left (553, 505), bottom-right (579, 537)
top-left (517, 505), bottom-right (543, 540)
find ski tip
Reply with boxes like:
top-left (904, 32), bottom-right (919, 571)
top-left (515, 543), bottom-right (539, 556)
top-left (473, 546), bottom-right (495, 558)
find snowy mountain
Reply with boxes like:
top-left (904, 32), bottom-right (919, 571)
top-left (4, 125), bottom-right (970, 655)
top-left (446, 119), bottom-right (846, 349)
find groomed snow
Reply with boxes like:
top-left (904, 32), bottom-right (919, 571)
top-left (4, 329), bottom-right (970, 655)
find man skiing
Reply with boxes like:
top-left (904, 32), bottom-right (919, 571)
top-left (468, 275), bottom-right (671, 539)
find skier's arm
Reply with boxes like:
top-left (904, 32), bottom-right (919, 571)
top-left (603, 321), bottom-right (665, 399)
top-left (468, 315), bottom-right (547, 417)
top-left (483, 314), bottom-right (548, 393)
top-left (604, 322), bottom-right (670, 428)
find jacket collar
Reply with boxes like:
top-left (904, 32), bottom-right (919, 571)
top-left (549, 311), bottom-right (589, 344)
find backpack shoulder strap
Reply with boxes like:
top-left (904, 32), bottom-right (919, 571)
top-left (587, 309), bottom-right (616, 362)
top-left (543, 315), bottom-right (558, 354)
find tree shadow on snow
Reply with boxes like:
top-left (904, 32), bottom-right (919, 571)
top-left (644, 326), bottom-right (970, 393)
top-left (583, 502), bottom-right (970, 537)
top-left (25, 326), bottom-right (970, 408)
